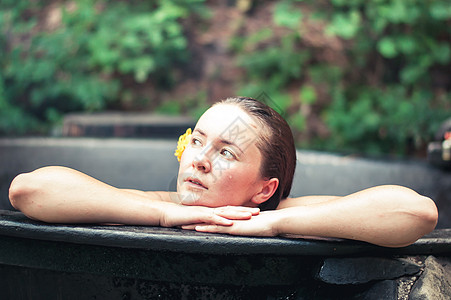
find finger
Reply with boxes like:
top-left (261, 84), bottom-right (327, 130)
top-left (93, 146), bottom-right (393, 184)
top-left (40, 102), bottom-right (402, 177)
top-left (225, 206), bottom-right (260, 215)
top-left (181, 224), bottom-right (198, 230)
top-left (182, 218), bottom-right (232, 230)
top-left (206, 214), bottom-right (233, 226)
top-left (194, 224), bottom-right (229, 233)
top-left (214, 209), bottom-right (252, 220)
top-left (251, 208), bottom-right (260, 216)
top-left (214, 207), bottom-right (260, 219)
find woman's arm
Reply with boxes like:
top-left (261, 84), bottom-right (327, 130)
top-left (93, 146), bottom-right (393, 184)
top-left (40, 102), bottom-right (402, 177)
top-left (277, 195), bottom-right (341, 208)
top-left (188, 185), bottom-right (438, 247)
top-left (9, 166), bottom-right (257, 226)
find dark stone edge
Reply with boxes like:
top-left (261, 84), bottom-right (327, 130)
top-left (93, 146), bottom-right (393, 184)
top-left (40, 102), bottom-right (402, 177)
top-left (1, 210), bottom-right (450, 256)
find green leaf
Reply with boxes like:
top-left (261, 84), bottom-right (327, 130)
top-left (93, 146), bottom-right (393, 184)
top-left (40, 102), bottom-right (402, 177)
top-left (327, 10), bottom-right (361, 39)
top-left (290, 114), bottom-right (306, 131)
top-left (433, 43), bottom-right (451, 64)
top-left (243, 28), bottom-right (273, 50)
top-left (273, 1), bottom-right (302, 29)
top-left (397, 36), bottom-right (417, 55)
top-left (377, 37), bottom-right (397, 58)
top-left (156, 101), bottom-right (181, 115)
top-left (430, 2), bottom-right (451, 20)
top-left (331, 0), bottom-right (347, 7)
top-left (299, 85), bottom-right (317, 104)
top-left (400, 64), bottom-right (425, 85)
top-left (272, 93), bottom-right (292, 111)
top-left (134, 57), bottom-right (156, 83)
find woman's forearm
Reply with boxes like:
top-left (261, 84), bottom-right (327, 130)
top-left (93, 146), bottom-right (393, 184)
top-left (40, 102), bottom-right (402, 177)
top-left (275, 185), bottom-right (438, 247)
top-left (8, 166), bottom-right (166, 224)
top-left (8, 166), bottom-right (256, 227)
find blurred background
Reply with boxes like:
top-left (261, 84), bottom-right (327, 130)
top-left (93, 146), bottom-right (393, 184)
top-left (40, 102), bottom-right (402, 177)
top-left (1, 0), bottom-right (450, 158)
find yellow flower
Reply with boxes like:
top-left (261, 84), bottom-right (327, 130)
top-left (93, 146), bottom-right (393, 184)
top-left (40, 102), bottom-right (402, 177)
top-left (174, 128), bottom-right (192, 162)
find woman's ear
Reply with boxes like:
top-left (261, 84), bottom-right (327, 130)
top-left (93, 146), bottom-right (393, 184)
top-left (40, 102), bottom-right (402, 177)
top-left (251, 178), bottom-right (279, 205)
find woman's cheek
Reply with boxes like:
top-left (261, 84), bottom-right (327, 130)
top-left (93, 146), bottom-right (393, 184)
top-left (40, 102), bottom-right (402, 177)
top-left (180, 146), bottom-right (194, 165)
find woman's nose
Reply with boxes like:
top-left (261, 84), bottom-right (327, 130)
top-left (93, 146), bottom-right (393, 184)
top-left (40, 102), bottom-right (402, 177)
top-left (192, 152), bottom-right (211, 173)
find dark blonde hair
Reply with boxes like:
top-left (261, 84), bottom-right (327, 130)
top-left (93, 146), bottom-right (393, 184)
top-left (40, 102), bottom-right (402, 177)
top-left (217, 97), bottom-right (297, 210)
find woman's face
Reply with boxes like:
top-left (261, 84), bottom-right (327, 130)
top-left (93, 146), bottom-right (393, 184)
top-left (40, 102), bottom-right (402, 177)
top-left (177, 104), bottom-right (266, 207)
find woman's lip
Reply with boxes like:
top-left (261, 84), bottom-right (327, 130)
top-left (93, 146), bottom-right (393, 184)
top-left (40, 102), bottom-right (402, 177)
top-left (184, 178), bottom-right (208, 190)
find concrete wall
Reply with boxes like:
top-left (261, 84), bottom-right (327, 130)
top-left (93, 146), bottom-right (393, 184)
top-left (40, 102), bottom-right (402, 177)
top-left (1, 138), bottom-right (450, 227)
top-left (0, 138), bottom-right (179, 210)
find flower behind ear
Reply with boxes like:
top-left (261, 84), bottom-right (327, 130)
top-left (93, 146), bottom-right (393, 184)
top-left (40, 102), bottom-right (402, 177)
top-left (174, 128), bottom-right (192, 162)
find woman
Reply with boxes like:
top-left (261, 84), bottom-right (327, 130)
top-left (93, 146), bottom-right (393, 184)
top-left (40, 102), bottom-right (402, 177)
top-left (8, 97), bottom-right (438, 247)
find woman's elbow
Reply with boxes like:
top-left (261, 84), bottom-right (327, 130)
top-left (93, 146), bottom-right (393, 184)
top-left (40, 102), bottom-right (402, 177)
top-left (382, 191), bottom-right (438, 248)
top-left (9, 172), bottom-right (39, 211)
top-left (389, 185), bottom-right (438, 233)
top-left (381, 198), bottom-right (438, 248)
top-left (417, 195), bottom-right (438, 233)
top-left (9, 173), bottom-right (29, 210)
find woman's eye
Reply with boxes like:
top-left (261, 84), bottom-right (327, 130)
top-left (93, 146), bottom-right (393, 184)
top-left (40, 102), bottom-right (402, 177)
top-left (220, 148), bottom-right (235, 159)
top-left (191, 138), bottom-right (202, 146)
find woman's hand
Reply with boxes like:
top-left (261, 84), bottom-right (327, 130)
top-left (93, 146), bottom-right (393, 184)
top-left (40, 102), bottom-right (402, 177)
top-left (183, 185), bottom-right (438, 248)
top-left (181, 211), bottom-right (279, 237)
top-left (159, 204), bottom-right (260, 228)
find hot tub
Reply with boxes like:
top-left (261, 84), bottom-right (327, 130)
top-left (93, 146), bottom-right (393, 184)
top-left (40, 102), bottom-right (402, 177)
top-left (1, 138), bottom-right (451, 299)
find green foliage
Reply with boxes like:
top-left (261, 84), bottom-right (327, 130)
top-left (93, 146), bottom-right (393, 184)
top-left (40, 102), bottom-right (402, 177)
top-left (0, 0), bottom-right (204, 135)
top-left (299, 85), bottom-right (317, 105)
top-left (234, 0), bottom-right (451, 156)
top-left (85, 1), bottom-right (190, 83)
top-left (326, 10), bottom-right (361, 39)
top-left (324, 86), bottom-right (449, 155)
top-left (1, 0), bottom-right (449, 157)
top-left (156, 90), bottom-right (208, 119)
top-left (273, 0), bottom-right (303, 30)
top-left (321, 0), bottom-right (450, 155)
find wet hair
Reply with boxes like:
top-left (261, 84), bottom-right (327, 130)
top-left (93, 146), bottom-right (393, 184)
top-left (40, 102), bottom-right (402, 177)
top-left (216, 96), bottom-right (297, 210)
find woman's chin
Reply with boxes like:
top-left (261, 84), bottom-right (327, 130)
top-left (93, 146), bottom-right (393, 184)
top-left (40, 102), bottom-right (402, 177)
top-left (178, 190), bottom-right (203, 206)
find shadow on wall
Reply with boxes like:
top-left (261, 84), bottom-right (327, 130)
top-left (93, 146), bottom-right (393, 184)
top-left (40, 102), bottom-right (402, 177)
top-left (1, 138), bottom-right (450, 228)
